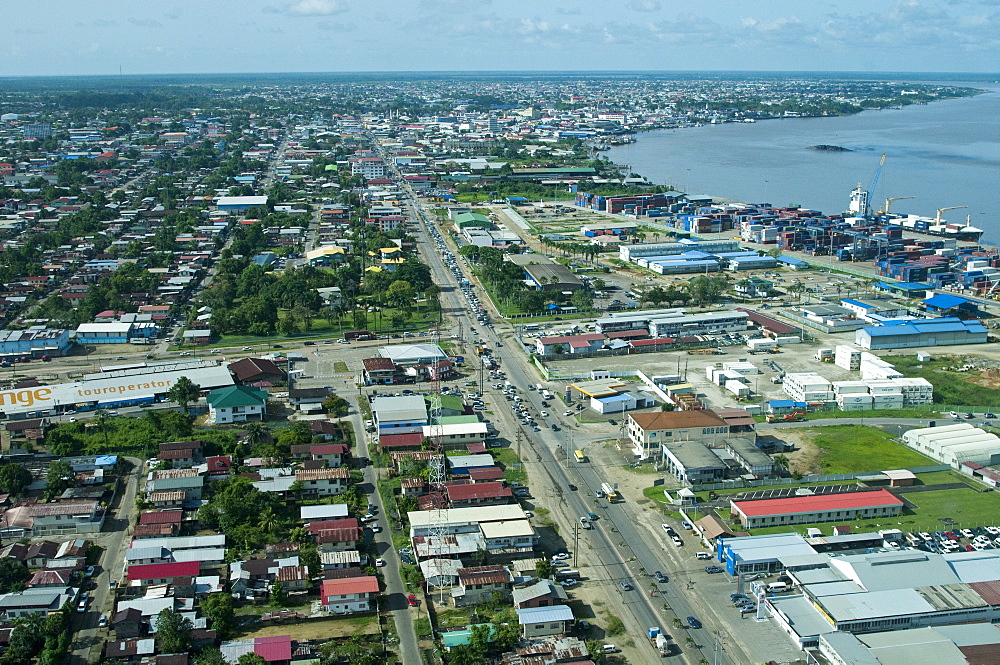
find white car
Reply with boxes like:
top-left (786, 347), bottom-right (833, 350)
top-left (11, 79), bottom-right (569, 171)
top-left (552, 552), bottom-right (571, 560)
top-left (563, 410), bottom-right (573, 416)
top-left (539, 411), bottom-right (549, 417)
top-left (558, 579), bottom-right (578, 588)
top-left (524, 511), bottom-right (534, 518)
top-left (375, 558), bottom-right (386, 567)
top-left (370, 523), bottom-right (382, 533)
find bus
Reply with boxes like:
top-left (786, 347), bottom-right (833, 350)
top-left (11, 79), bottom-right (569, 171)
top-left (601, 483), bottom-right (620, 502)
top-left (573, 450), bottom-right (587, 463)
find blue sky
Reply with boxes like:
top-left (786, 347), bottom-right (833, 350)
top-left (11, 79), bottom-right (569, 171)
top-left (3, 0), bottom-right (999, 76)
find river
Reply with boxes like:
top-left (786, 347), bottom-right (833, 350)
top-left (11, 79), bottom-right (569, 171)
top-left (607, 82), bottom-right (1000, 245)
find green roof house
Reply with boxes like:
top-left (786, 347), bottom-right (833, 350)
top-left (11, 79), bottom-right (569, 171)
top-left (206, 385), bottom-right (268, 424)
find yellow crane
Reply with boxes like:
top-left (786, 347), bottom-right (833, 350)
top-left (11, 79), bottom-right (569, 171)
top-left (882, 196), bottom-right (915, 214)
top-left (935, 206), bottom-right (968, 223)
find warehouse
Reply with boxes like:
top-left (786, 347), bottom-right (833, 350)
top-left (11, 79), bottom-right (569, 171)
top-left (522, 262), bottom-right (584, 291)
top-left (901, 424), bottom-right (1000, 469)
top-left (619, 240), bottom-right (740, 261)
top-left (215, 195), bottom-right (268, 212)
top-left (730, 489), bottom-right (904, 529)
top-left (0, 327), bottom-right (73, 359)
top-left (716, 532), bottom-right (817, 576)
top-left (0, 363), bottom-right (234, 418)
top-left (855, 318), bottom-right (988, 350)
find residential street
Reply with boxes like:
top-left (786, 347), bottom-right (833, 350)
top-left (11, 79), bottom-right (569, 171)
top-left (69, 456), bottom-right (143, 665)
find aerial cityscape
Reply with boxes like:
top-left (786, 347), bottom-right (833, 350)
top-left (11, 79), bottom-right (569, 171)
top-left (0, 4), bottom-right (999, 665)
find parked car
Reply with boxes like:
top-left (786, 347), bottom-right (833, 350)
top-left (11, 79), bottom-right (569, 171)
top-left (704, 565), bottom-right (724, 574)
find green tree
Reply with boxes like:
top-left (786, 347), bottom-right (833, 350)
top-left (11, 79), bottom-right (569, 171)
top-left (322, 395), bottom-right (350, 417)
top-left (0, 558), bottom-right (29, 593)
top-left (195, 648), bottom-right (228, 665)
top-left (6, 613), bottom-right (45, 663)
top-left (200, 592), bottom-right (237, 640)
top-left (0, 463), bottom-right (33, 495)
top-left (535, 559), bottom-right (554, 579)
top-left (154, 608), bottom-right (192, 654)
top-left (166, 376), bottom-right (201, 414)
top-left (44, 460), bottom-right (75, 500)
top-left (269, 580), bottom-right (286, 607)
top-left (569, 289), bottom-right (593, 311)
top-left (238, 655), bottom-right (267, 665)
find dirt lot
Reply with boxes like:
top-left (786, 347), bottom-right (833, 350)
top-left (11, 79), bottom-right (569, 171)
top-left (242, 614), bottom-right (380, 640)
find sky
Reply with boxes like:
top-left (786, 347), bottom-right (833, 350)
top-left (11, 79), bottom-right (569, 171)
top-left (3, 0), bottom-right (1000, 77)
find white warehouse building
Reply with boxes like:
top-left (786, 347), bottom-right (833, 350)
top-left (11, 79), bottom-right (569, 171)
top-left (902, 424), bottom-right (1000, 469)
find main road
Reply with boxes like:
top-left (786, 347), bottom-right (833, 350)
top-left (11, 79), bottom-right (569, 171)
top-left (384, 156), bottom-right (713, 665)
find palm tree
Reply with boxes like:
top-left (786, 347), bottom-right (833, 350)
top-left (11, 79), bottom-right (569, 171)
top-left (242, 422), bottom-right (270, 448)
top-left (773, 454), bottom-right (790, 474)
top-left (259, 508), bottom-right (280, 537)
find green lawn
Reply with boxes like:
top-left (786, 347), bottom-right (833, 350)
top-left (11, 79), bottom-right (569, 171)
top-left (492, 447), bottom-right (527, 484)
top-left (810, 425), bottom-right (934, 474)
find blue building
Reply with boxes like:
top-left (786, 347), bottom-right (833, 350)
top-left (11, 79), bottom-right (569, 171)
top-left (716, 532), bottom-right (816, 576)
top-left (922, 293), bottom-right (980, 318)
top-left (855, 318), bottom-right (988, 350)
top-left (0, 327), bottom-right (73, 359)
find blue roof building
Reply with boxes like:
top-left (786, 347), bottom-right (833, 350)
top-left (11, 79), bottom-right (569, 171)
top-left (856, 318), bottom-right (988, 350)
top-left (922, 293), bottom-right (979, 317)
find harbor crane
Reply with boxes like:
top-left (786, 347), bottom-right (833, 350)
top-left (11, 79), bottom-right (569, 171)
top-left (935, 206), bottom-right (968, 223)
top-left (882, 196), bottom-right (915, 214)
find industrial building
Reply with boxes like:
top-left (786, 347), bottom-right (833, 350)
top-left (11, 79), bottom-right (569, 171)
top-left (619, 240), bottom-right (741, 262)
top-left (902, 424), bottom-right (1000, 469)
top-left (0, 328), bottom-right (73, 359)
top-left (521, 262), bottom-right (584, 292)
top-left (75, 321), bottom-right (159, 344)
top-left (730, 489), bottom-right (904, 529)
top-left (566, 378), bottom-right (658, 414)
top-left (595, 308), bottom-right (748, 336)
top-left (371, 395), bottom-right (428, 435)
top-left (626, 409), bottom-right (731, 459)
top-left (856, 318), bottom-right (988, 350)
top-left (716, 532), bottom-right (817, 576)
top-left (0, 362), bottom-right (235, 418)
top-left (770, 548), bottom-right (1000, 650)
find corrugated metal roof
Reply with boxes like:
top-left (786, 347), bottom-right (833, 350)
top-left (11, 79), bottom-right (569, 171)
top-left (733, 489), bottom-right (903, 517)
top-left (516, 604), bottom-right (574, 624)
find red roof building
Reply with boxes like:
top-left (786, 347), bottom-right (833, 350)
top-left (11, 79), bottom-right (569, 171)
top-left (730, 489), bottom-right (904, 528)
top-left (379, 432), bottom-right (424, 450)
top-left (445, 481), bottom-right (513, 507)
top-left (468, 466), bottom-right (506, 482)
top-left (138, 510), bottom-right (183, 525)
top-left (126, 560), bottom-right (200, 583)
top-left (320, 576), bottom-right (380, 613)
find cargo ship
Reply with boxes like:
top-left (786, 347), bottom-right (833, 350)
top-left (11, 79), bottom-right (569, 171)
top-left (846, 185), bottom-right (984, 243)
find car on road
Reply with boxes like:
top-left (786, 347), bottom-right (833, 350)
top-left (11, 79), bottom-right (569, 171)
top-left (704, 565), bottom-right (724, 574)
top-left (552, 552), bottom-right (571, 560)
top-left (985, 413), bottom-right (997, 419)
top-left (950, 411), bottom-right (961, 419)
top-left (563, 410), bottom-right (574, 416)
top-left (85, 565), bottom-right (95, 577)
top-left (687, 616), bottom-right (702, 629)
top-left (550, 424), bottom-right (560, 431)
top-left (619, 581), bottom-right (633, 591)
top-left (374, 558), bottom-right (386, 567)
top-left (539, 411), bottom-right (549, 417)
top-left (964, 412), bottom-right (975, 419)
top-left (567, 484), bottom-right (577, 491)
top-left (653, 571), bottom-right (668, 583)
top-left (559, 579), bottom-right (579, 588)
top-left (180, 351), bottom-right (191, 356)
top-left (77, 598), bottom-right (88, 613)
top-left (369, 523), bottom-right (382, 533)
top-left (98, 614), bottom-right (109, 628)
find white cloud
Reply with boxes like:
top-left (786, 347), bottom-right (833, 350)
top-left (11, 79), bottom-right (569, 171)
top-left (628, 0), bottom-right (662, 12)
top-left (286, 0), bottom-right (344, 16)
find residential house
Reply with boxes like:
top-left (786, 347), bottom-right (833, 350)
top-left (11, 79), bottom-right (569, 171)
top-left (534, 334), bottom-right (606, 357)
top-left (294, 468), bottom-right (351, 497)
top-left (512, 580), bottom-right (568, 609)
top-left (318, 550), bottom-right (361, 571)
top-left (516, 605), bottom-right (575, 638)
top-left (206, 385), bottom-right (268, 424)
top-left (25, 541), bottom-right (60, 568)
top-left (320, 576), bottom-right (380, 614)
top-left (445, 482), bottom-right (512, 507)
top-left (157, 440), bottom-right (204, 468)
top-left (362, 357), bottom-right (397, 385)
top-left (229, 558), bottom-right (301, 598)
top-left (146, 474), bottom-right (204, 503)
top-left (309, 519), bottom-right (362, 552)
top-left (112, 607), bottom-right (145, 639)
top-left (218, 635), bottom-right (292, 665)
top-left (104, 638), bottom-right (157, 661)
top-left (0, 588), bottom-right (74, 618)
top-left (288, 388), bottom-right (330, 412)
top-left (26, 569), bottom-right (72, 588)
top-left (452, 565), bottom-right (513, 607)
top-left (299, 504), bottom-right (348, 524)
top-left (29, 502), bottom-right (102, 536)
top-left (125, 561), bottom-right (200, 588)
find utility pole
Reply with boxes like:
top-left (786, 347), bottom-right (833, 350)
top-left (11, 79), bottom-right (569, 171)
top-left (573, 521), bottom-right (580, 561)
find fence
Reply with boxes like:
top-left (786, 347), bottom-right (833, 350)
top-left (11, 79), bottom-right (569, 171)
top-left (692, 464), bottom-right (951, 492)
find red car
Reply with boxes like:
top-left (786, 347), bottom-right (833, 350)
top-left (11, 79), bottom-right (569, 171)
top-left (407, 594), bottom-right (418, 607)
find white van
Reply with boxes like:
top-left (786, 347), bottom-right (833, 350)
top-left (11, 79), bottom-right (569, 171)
top-left (601, 645), bottom-right (617, 654)
top-left (766, 582), bottom-right (789, 593)
top-left (695, 552), bottom-right (712, 560)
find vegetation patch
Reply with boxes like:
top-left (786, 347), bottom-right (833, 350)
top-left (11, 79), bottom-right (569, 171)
top-left (809, 425), bottom-right (933, 474)
top-left (884, 354), bottom-right (1000, 407)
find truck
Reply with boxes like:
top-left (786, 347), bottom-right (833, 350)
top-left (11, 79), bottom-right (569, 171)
top-left (601, 483), bottom-right (621, 502)
top-left (647, 627), bottom-right (670, 656)
top-left (344, 330), bottom-right (375, 341)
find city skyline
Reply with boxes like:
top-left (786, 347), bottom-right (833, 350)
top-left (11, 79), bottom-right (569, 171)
top-left (3, 0), bottom-right (999, 77)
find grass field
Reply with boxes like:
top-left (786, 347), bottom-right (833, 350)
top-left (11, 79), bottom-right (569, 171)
top-left (491, 447), bottom-right (527, 484)
top-left (809, 425), bottom-right (933, 474)
top-left (885, 355), bottom-right (1000, 408)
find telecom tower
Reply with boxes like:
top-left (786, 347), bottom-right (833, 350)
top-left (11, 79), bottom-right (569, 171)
top-left (425, 367), bottom-right (449, 604)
